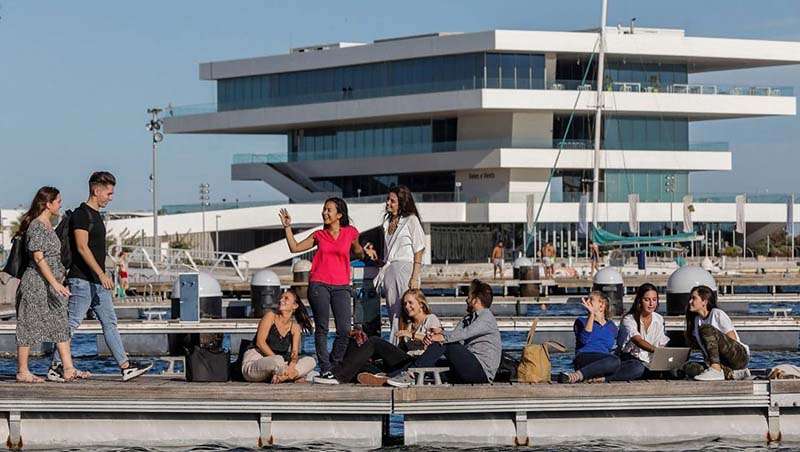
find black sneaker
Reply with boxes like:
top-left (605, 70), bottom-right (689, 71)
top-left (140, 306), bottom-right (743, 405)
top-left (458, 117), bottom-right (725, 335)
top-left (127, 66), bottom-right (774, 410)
top-left (47, 363), bottom-right (66, 383)
top-left (313, 371), bottom-right (340, 385)
top-left (121, 360), bottom-right (153, 381)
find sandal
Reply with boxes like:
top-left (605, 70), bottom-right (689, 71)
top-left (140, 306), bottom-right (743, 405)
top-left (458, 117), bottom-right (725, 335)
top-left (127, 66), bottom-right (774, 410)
top-left (16, 372), bottom-right (45, 384)
top-left (62, 367), bottom-right (82, 382)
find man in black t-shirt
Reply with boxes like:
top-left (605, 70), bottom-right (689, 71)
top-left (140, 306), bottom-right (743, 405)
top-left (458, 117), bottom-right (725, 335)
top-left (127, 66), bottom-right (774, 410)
top-left (50, 172), bottom-right (152, 382)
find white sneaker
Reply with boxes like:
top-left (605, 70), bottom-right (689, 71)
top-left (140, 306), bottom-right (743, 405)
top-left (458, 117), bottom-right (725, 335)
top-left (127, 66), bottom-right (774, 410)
top-left (694, 367), bottom-right (725, 381)
top-left (387, 371), bottom-right (415, 388)
top-left (305, 370), bottom-right (320, 383)
top-left (732, 368), bottom-right (752, 380)
top-left (313, 371), bottom-right (340, 385)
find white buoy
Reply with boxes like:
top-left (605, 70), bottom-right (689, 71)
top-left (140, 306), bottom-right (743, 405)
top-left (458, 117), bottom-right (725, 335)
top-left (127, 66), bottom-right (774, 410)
top-left (592, 267), bottom-right (624, 316)
top-left (251, 269), bottom-right (281, 318)
top-left (666, 266), bottom-right (717, 315)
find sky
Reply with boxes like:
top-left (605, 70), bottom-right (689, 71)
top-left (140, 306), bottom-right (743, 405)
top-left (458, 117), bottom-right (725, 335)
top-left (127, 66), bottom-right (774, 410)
top-left (0, 0), bottom-right (798, 211)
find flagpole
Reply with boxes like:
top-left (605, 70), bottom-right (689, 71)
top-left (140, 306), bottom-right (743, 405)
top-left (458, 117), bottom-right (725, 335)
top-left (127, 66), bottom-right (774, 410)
top-left (592, 0), bottom-right (608, 228)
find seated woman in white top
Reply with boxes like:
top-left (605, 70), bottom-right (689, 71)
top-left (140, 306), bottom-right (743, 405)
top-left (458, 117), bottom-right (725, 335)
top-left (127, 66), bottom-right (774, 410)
top-left (611, 283), bottom-right (669, 381)
top-left (686, 285), bottom-right (750, 381)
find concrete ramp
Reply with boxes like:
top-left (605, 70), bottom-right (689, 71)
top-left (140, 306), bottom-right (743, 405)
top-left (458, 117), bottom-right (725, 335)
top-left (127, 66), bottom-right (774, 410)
top-left (241, 203), bottom-right (385, 268)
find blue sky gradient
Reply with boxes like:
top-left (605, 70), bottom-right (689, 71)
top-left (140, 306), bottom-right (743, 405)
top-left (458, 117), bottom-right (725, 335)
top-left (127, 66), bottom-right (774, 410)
top-left (1, 0), bottom-right (798, 210)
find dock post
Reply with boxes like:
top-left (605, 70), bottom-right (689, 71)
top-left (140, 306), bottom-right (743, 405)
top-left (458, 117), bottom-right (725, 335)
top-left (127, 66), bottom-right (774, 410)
top-left (258, 412), bottom-right (273, 447)
top-left (514, 411), bottom-right (529, 446)
top-left (7, 411), bottom-right (21, 450)
top-left (767, 405), bottom-right (781, 443)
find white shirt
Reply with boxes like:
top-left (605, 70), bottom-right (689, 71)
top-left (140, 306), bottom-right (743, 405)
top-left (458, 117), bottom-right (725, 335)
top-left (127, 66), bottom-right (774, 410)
top-left (618, 312), bottom-right (669, 363)
top-left (693, 308), bottom-right (750, 356)
top-left (402, 314), bottom-right (442, 356)
top-left (383, 215), bottom-right (426, 263)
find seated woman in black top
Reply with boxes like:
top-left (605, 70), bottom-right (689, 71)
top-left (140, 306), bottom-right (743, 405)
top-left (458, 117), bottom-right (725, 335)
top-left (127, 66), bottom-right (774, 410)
top-left (241, 289), bottom-right (316, 383)
top-left (314, 288), bottom-right (441, 385)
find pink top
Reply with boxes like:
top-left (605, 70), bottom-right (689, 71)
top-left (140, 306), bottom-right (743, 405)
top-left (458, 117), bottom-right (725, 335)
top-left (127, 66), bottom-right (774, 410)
top-left (310, 225), bottom-right (360, 286)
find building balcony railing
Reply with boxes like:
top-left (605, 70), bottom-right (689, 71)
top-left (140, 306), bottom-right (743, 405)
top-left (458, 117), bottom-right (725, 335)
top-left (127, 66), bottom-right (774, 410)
top-left (549, 79), bottom-right (794, 96)
top-left (166, 80), bottom-right (793, 118)
top-left (232, 139), bottom-right (728, 165)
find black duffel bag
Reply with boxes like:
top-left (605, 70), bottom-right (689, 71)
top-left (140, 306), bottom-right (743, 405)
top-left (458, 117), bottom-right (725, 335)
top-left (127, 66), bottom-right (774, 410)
top-left (185, 345), bottom-right (230, 382)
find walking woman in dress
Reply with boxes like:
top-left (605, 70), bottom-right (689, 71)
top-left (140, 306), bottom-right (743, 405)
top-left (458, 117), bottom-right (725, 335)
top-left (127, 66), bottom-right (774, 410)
top-left (364, 185), bottom-right (426, 345)
top-left (15, 187), bottom-right (85, 383)
top-left (279, 197), bottom-right (367, 380)
top-left (241, 289), bottom-right (316, 383)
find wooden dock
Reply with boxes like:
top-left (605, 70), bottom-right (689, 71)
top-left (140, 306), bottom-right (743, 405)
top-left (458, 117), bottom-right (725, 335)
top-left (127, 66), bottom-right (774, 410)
top-left (3, 377), bottom-right (800, 448)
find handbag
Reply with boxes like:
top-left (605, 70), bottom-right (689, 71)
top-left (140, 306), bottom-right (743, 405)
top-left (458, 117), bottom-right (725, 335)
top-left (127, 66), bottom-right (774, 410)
top-left (2, 235), bottom-right (28, 279)
top-left (185, 344), bottom-right (230, 382)
top-left (517, 318), bottom-right (566, 383)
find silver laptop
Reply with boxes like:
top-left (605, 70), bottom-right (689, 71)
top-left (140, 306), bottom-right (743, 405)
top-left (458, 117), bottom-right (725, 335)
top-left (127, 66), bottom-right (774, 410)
top-left (645, 347), bottom-right (691, 371)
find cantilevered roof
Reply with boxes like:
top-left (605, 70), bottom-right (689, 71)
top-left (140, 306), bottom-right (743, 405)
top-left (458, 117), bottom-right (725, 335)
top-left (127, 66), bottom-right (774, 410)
top-left (198, 29), bottom-right (800, 80)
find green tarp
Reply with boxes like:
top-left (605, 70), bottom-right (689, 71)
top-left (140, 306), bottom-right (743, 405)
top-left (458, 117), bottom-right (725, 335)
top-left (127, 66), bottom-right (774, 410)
top-left (591, 226), bottom-right (700, 246)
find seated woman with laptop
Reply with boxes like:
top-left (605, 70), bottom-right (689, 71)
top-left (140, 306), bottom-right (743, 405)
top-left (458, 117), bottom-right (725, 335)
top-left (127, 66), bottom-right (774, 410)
top-left (611, 283), bottom-right (671, 381)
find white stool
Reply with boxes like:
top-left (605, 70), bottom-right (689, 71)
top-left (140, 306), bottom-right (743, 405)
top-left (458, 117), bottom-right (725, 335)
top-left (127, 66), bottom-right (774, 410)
top-left (408, 367), bottom-right (449, 386)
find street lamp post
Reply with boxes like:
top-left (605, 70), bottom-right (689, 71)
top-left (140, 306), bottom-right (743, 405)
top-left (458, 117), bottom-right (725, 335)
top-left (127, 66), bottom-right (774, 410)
top-left (199, 183), bottom-right (210, 252)
top-left (665, 174), bottom-right (676, 257)
top-left (455, 181), bottom-right (462, 202)
top-left (146, 108), bottom-right (164, 253)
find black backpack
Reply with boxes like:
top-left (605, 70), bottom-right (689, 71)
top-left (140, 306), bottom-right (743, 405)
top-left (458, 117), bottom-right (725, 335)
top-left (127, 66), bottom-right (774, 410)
top-left (2, 234), bottom-right (28, 279)
top-left (54, 206), bottom-right (94, 270)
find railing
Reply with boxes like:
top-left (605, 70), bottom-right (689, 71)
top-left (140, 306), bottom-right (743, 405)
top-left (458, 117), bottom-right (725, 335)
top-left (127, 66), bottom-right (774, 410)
top-left (108, 245), bottom-right (251, 282)
top-left (347, 192), bottom-right (456, 204)
top-left (550, 79), bottom-right (794, 96)
top-left (166, 79), bottom-right (793, 118)
top-left (232, 139), bottom-right (728, 165)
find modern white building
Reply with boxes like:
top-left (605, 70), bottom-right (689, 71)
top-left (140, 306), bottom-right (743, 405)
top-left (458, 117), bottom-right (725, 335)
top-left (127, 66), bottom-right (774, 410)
top-left (158, 27), bottom-right (800, 266)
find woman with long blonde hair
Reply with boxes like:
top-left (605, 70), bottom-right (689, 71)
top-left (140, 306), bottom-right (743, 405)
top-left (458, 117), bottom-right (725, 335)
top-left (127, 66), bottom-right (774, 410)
top-left (315, 288), bottom-right (441, 385)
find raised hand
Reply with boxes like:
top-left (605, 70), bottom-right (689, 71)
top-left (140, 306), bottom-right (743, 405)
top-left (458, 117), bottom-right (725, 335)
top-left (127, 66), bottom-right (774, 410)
top-left (278, 209), bottom-right (292, 228)
top-left (580, 297), bottom-right (594, 314)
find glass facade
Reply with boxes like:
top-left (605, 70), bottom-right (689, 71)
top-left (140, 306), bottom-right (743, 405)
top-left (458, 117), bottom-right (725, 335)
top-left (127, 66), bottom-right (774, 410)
top-left (604, 170), bottom-right (689, 203)
top-left (289, 118), bottom-right (457, 161)
top-left (557, 169), bottom-right (689, 203)
top-left (555, 56), bottom-right (688, 92)
top-left (312, 172), bottom-right (455, 199)
top-left (217, 53), bottom-right (544, 110)
top-left (553, 115), bottom-right (689, 151)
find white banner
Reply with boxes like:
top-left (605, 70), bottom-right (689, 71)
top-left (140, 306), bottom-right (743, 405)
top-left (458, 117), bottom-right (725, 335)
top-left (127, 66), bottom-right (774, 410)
top-left (682, 194), bottom-right (694, 233)
top-left (526, 193), bottom-right (536, 234)
top-left (735, 194), bottom-right (746, 234)
top-left (578, 193), bottom-right (589, 236)
top-left (627, 194), bottom-right (639, 234)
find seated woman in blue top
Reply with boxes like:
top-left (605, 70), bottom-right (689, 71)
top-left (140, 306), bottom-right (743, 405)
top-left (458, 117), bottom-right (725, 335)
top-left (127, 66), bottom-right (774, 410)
top-left (559, 291), bottom-right (619, 384)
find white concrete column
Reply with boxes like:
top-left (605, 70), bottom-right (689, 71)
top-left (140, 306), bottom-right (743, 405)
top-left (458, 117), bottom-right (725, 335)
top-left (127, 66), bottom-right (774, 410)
top-left (422, 222), bottom-right (432, 265)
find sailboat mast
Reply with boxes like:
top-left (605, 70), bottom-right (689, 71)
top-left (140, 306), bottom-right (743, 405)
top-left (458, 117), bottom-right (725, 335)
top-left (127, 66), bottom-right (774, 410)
top-left (592, 0), bottom-right (608, 227)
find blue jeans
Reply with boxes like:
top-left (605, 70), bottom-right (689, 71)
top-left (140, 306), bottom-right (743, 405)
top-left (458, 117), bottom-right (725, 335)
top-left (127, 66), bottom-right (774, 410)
top-left (573, 352), bottom-right (620, 380)
top-left (606, 353), bottom-right (647, 381)
top-left (53, 278), bottom-right (128, 367)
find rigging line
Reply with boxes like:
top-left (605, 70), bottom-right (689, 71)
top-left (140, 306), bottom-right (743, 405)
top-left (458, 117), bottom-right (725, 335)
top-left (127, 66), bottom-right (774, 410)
top-left (527, 37), bottom-right (600, 251)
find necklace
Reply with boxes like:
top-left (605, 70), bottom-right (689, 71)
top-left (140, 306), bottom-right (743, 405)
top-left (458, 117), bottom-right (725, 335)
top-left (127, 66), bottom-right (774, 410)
top-left (387, 216), bottom-right (399, 235)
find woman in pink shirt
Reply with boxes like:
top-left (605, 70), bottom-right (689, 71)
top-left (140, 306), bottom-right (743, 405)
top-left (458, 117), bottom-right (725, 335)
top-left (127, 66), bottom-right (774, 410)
top-left (279, 197), bottom-right (367, 378)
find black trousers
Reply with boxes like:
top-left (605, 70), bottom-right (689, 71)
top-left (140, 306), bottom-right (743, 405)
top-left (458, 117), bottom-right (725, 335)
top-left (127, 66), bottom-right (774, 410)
top-left (333, 336), bottom-right (413, 383)
top-left (394, 342), bottom-right (488, 384)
